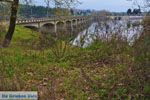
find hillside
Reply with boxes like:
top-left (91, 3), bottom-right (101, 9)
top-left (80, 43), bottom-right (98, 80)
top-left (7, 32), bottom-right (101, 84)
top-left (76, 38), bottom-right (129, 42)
top-left (0, 23), bottom-right (149, 99)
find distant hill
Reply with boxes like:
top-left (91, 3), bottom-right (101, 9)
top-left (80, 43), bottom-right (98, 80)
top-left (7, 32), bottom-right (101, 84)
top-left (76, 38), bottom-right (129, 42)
top-left (0, 4), bottom-right (93, 20)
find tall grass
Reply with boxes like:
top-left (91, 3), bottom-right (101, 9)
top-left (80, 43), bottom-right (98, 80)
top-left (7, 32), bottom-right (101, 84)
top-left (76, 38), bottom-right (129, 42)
top-left (0, 21), bottom-right (7, 39)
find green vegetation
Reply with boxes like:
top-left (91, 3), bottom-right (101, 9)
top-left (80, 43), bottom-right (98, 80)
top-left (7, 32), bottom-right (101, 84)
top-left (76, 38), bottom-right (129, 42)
top-left (0, 18), bottom-right (150, 99)
top-left (0, 4), bottom-right (79, 19)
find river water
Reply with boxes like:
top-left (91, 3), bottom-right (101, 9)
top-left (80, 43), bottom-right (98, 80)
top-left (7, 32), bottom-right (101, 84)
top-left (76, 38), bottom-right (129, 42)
top-left (72, 18), bottom-right (143, 47)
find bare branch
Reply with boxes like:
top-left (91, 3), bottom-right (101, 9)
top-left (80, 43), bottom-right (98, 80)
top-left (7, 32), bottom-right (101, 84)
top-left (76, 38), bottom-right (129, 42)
top-left (0, 0), bottom-right (13, 3)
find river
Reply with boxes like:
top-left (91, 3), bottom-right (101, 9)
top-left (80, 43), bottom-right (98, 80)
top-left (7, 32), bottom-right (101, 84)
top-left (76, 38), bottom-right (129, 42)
top-left (72, 18), bottom-right (143, 47)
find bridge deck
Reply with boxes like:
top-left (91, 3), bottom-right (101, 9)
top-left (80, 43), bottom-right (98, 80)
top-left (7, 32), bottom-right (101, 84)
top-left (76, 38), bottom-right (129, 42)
top-left (16, 16), bottom-right (88, 25)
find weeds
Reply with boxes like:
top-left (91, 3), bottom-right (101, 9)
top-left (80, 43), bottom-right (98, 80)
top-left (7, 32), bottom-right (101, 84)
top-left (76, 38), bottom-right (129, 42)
top-left (51, 40), bottom-right (70, 62)
top-left (0, 17), bottom-right (149, 99)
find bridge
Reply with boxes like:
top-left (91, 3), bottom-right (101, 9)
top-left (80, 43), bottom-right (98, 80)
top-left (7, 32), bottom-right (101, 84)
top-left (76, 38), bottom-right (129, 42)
top-left (16, 16), bottom-right (93, 34)
top-left (15, 15), bottom-right (144, 34)
top-left (110, 16), bottom-right (144, 21)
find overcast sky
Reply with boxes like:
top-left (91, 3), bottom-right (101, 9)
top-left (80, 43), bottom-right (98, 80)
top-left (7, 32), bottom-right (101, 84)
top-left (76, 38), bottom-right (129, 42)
top-left (34, 0), bottom-right (136, 12)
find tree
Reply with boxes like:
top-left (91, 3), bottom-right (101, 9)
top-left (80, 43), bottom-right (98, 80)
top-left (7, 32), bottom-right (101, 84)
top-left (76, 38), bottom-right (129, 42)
top-left (23, 0), bottom-right (32, 5)
top-left (127, 8), bottom-right (132, 15)
top-left (44, 0), bottom-right (51, 17)
top-left (70, 8), bottom-right (74, 15)
top-left (127, 0), bottom-right (150, 11)
top-left (52, 0), bottom-right (81, 16)
top-left (0, 2), bottom-right (11, 20)
top-left (54, 0), bottom-right (81, 8)
top-left (132, 9), bottom-right (137, 15)
top-left (132, 6), bottom-right (141, 15)
top-left (0, 0), bottom-right (32, 47)
top-left (1, 0), bottom-right (19, 47)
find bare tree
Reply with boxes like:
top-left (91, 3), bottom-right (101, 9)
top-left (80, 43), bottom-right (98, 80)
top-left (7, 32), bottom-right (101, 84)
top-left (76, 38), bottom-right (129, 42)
top-left (44, 0), bottom-right (51, 17)
top-left (23, 0), bottom-right (32, 5)
top-left (127, 0), bottom-right (150, 11)
top-left (0, 0), bottom-right (13, 3)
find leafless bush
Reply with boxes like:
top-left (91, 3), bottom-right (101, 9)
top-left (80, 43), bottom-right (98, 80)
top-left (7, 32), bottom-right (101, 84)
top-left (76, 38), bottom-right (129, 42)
top-left (0, 21), bottom-right (7, 33)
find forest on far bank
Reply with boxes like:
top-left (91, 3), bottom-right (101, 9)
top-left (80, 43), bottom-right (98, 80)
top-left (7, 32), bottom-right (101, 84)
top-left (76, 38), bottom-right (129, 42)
top-left (0, 4), bottom-right (93, 19)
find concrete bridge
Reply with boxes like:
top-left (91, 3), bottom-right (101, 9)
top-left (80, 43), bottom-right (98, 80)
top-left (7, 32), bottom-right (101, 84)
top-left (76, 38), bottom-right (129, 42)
top-left (109, 16), bottom-right (144, 21)
top-left (16, 16), bottom-right (93, 34)
top-left (16, 15), bottom-right (144, 35)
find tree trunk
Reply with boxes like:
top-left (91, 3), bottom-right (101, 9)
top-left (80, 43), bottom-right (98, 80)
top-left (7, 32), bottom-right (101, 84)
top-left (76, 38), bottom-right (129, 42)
top-left (47, 7), bottom-right (49, 17)
top-left (2, 0), bottom-right (19, 47)
top-left (46, 3), bottom-right (50, 18)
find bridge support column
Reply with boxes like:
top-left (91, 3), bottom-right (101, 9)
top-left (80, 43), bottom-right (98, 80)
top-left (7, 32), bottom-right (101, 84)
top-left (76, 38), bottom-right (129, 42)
top-left (54, 23), bottom-right (57, 35)
top-left (71, 21), bottom-right (73, 33)
top-left (38, 23), bottom-right (41, 28)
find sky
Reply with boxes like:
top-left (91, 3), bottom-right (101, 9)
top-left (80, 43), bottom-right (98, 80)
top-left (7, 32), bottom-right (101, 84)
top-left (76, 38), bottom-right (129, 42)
top-left (77, 0), bottom-right (134, 12)
top-left (35, 0), bottom-right (136, 12)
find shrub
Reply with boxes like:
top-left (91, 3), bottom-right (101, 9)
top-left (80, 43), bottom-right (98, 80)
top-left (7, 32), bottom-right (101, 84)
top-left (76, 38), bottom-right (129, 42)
top-left (51, 40), bottom-right (70, 62)
top-left (132, 16), bottom-right (150, 98)
top-left (0, 21), bottom-right (7, 33)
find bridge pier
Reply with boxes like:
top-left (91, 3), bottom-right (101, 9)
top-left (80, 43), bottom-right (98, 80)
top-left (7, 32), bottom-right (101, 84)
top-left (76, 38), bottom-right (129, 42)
top-left (54, 23), bottom-right (57, 34)
top-left (38, 22), bottom-right (41, 29)
top-left (66, 20), bottom-right (73, 36)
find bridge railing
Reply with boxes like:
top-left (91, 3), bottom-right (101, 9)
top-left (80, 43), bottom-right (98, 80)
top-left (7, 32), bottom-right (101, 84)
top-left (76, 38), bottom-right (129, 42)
top-left (16, 15), bottom-right (90, 24)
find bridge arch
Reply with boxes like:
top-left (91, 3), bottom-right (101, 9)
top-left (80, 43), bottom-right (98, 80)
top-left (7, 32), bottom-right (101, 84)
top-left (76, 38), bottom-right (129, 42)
top-left (41, 23), bottom-right (55, 34)
top-left (77, 19), bottom-right (80, 25)
top-left (72, 19), bottom-right (77, 29)
top-left (24, 25), bottom-right (39, 31)
top-left (72, 19), bottom-right (77, 24)
top-left (66, 20), bottom-right (72, 33)
top-left (66, 20), bottom-right (72, 25)
top-left (56, 21), bottom-right (65, 33)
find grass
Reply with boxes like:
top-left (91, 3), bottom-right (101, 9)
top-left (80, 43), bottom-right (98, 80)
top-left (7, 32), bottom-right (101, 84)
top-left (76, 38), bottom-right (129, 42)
top-left (13, 26), bottom-right (39, 41)
top-left (0, 24), bottom-right (150, 99)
